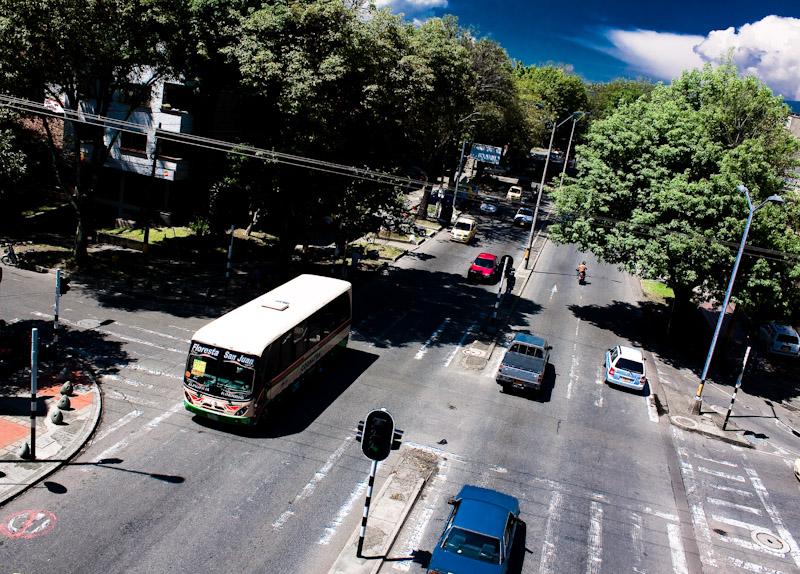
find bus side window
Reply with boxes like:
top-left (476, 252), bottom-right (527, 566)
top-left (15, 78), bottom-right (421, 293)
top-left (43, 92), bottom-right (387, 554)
top-left (279, 331), bottom-right (295, 372)
top-left (265, 343), bottom-right (281, 383)
top-left (294, 321), bottom-right (308, 357)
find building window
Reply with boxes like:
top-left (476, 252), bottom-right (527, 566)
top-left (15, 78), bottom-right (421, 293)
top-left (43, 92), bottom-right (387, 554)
top-left (162, 83), bottom-right (192, 113)
top-left (158, 138), bottom-right (185, 161)
top-left (120, 132), bottom-right (148, 157)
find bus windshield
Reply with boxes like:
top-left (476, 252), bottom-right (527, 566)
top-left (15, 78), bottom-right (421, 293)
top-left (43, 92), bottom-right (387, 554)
top-left (185, 348), bottom-right (257, 401)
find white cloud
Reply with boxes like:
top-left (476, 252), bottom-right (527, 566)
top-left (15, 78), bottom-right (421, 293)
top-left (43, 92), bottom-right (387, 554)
top-left (606, 29), bottom-right (704, 80)
top-left (605, 16), bottom-right (800, 100)
top-left (374, 0), bottom-right (447, 11)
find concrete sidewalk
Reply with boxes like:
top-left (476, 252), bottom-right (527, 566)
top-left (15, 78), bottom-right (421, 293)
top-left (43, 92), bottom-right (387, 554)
top-left (328, 448), bottom-right (438, 574)
top-left (0, 354), bottom-right (101, 506)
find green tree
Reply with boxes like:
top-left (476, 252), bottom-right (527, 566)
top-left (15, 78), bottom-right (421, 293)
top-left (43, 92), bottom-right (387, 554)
top-left (0, 111), bottom-right (27, 203)
top-left (550, 64), bottom-right (800, 318)
top-left (513, 64), bottom-right (589, 149)
top-left (0, 0), bottom-right (189, 264)
top-left (586, 78), bottom-right (655, 120)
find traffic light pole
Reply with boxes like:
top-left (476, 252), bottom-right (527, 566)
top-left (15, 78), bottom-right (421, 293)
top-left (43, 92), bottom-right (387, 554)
top-left (53, 269), bottom-right (61, 346)
top-left (356, 459), bottom-right (378, 558)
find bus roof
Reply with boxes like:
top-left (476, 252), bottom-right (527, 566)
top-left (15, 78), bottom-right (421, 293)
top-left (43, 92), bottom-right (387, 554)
top-left (191, 274), bottom-right (351, 356)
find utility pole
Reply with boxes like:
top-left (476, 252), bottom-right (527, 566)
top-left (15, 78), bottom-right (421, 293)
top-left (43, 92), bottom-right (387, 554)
top-left (143, 123), bottom-right (161, 255)
top-left (450, 141), bottom-right (469, 221)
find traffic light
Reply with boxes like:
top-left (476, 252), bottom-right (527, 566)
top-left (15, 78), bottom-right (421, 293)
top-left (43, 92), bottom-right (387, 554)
top-left (355, 420), bottom-right (365, 443)
top-left (361, 409), bottom-right (394, 461)
top-left (391, 427), bottom-right (403, 451)
top-left (59, 277), bottom-right (70, 295)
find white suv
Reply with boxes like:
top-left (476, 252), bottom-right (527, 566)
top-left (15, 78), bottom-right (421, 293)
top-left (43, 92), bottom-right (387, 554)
top-left (513, 207), bottom-right (533, 227)
top-left (759, 322), bottom-right (800, 358)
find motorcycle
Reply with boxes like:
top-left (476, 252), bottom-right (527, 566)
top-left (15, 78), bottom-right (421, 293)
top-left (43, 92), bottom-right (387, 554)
top-left (577, 268), bottom-right (586, 285)
top-left (1, 243), bottom-right (26, 268)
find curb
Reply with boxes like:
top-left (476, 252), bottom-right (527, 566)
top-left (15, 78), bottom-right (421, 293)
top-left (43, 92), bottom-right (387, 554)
top-left (0, 361), bottom-right (103, 507)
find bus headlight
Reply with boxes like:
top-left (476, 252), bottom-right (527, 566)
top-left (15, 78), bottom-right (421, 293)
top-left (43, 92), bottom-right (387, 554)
top-left (234, 406), bottom-right (248, 417)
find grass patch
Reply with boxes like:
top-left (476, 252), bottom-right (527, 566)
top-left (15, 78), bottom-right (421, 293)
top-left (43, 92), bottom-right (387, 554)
top-left (98, 226), bottom-right (193, 243)
top-left (351, 241), bottom-right (404, 261)
top-left (642, 279), bottom-right (674, 300)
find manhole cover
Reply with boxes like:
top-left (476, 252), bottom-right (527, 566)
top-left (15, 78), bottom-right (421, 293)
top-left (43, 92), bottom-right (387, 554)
top-left (77, 319), bottom-right (102, 329)
top-left (671, 415), bottom-right (698, 429)
top-left (751, 529), bottom-right (789, 553)
top-left (463, 348), bottom-right (486, 357)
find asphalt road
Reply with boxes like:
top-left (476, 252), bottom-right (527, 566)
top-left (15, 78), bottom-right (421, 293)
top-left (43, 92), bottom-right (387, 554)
top-left (1, 210), bottom-right (799, 574)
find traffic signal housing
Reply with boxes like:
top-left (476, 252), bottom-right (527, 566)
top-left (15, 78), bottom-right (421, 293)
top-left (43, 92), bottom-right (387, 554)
top-left (361, 409), bottom-right (394, 461)
top-left (59, 277), bottom-right (70, 295)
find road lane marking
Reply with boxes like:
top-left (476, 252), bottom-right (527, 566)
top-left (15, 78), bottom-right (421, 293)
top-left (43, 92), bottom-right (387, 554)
top-left (630, 512), bottom-right (645, 574)
top-left (538, 491), bottom-right (563, 574)
top-left (95, 409), bottom-right (143, 442)
top-left (745, 466), bottom-right (800, 568)
top-left (717, 533), bottom-right (787, 557)
top-left (727, 556), bottom-right (786, 573)
top-left (674, 441), bottom-right (718, 568)
top-left (31, 312), bottom-right (185, 354)
top-left (567, 320), bottom-right (581, 400)
top-left (711, 514), bottom-right (770, 533)
top-left (109, 321), bottom-right (191, 343)
top-left (415, 318), bottom-right (451, 360)
top-left (125, 363), bottom-right (182, 380)
top-left (102, 373), bottom-right (154, 390)
top-left (272, 437), bottom-right (352, 530)
top-left (444, 322), bottom-right (476, 367)
top-left (667, 523), bottom-right (689, 574)
top-left (697, 466), bottom-right (746, 483)
top-left (692, 453), bottom-right (738, 467)
top-left (108, 390), bottom-right (160, 407)
top-left (594, 367), bottom-right (604, 408)
top-left (642, 507), bottom-right (679, 522)
top-left (85, 401), bottom-right (183, 467)
top-left (549, 283), bottom-right (557, 301)
top-left (706, 497), bottom-right (762, 515)
top-left (586, 500), bottom-right (603, 574)
top-left (318, 477), bottom-right (367, 545)
top-left (709, 484), bottom-right (753, 497)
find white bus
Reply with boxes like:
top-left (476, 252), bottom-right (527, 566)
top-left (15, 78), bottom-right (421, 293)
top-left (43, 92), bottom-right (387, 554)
top-left (183, 274), bottom-right (352, 425)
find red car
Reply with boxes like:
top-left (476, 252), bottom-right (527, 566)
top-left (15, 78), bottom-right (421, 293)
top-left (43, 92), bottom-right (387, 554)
top-left (468, 252), bottom-right (499, 283)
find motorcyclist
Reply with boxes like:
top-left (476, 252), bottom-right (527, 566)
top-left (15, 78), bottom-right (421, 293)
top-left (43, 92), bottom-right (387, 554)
top-left (505, 269), bottom-right (516, 294)
top-left (576, 261), bottom-right (587, 283)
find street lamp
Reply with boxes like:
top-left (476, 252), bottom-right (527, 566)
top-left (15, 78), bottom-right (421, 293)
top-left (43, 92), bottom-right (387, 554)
top-left (558, 112), bottom-right (586, 191)
top-left (524, 111), bottom-right (584, 269)
top-left (691, 185), bottom-right (784, 414)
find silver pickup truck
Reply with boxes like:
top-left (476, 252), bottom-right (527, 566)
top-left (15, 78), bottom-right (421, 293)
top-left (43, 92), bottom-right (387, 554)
top-left (496, 333), bottom-right (550, 393)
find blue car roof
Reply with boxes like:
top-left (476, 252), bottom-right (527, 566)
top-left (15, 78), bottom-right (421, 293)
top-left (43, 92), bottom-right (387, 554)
top-left (512, 333), bottom-right (546, 347)
top-left (454, 485), bottom-right (520, 538)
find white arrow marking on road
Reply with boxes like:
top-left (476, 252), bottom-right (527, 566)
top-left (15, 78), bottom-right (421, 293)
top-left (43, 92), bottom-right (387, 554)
top-left (549, 283), bottom-right (558, 301)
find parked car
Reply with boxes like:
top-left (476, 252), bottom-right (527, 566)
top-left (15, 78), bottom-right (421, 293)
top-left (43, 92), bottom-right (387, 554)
top-left (479, 201), bottom-right (499, 214)
top-left (496, 333), bottom-right (550, 393)
top-left (513, 207), bottom-right (533, 227)
top-left (759, 322), bottom-right (800, 358)
top-left (468, 252), bottom-right (499, 283)
top-left (506, 185), bottom-right (523, 201)
top-left (604, 345), bottom-right (647, 391)
top-left (451, 216), bottom-right (477, 244)
top-left (427, 485), bottom-right (520, 574)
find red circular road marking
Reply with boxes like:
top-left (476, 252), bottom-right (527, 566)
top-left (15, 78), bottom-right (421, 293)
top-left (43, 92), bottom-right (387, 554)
top-left (0, 510), bottom-right (57, 539)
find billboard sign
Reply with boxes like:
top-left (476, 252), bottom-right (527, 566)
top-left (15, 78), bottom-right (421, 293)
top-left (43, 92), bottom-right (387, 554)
top-left (470, 143), bottom-right (502, 165)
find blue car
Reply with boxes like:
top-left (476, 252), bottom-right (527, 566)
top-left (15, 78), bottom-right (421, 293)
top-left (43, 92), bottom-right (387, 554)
top-left (604, 345), bottom-right (647, 391)
top-left (427, 485), bottom-right (520, 574)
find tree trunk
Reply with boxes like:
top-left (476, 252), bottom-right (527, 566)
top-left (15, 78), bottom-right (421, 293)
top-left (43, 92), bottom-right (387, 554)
top-left (416, 184), bottom-right (430, 221)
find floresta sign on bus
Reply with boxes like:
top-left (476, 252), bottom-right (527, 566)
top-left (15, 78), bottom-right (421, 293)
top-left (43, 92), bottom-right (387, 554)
top-left (190, 342), bottom-right (255, 368)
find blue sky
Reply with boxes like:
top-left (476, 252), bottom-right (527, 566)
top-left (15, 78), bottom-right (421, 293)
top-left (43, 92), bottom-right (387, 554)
top-left (376, 1), bottom-right (800, 109)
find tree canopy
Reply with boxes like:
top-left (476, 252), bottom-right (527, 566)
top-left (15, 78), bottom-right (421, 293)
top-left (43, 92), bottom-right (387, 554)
top-left (550, 64), bottom-right (800, 319)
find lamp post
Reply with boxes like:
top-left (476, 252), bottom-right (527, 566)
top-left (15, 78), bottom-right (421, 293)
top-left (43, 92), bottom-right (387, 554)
top-left (691, 185), bottom-right (784, 414)
top-left (558, 112), bottom-right (586, 191)
top-left (524, 111), bottom-right (583, 269)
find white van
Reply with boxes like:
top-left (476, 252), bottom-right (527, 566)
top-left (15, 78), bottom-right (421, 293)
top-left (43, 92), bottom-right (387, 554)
top-left (506, 185), bottom-right (523, 201)
top-left (451, 216), bottom-right (477, 243)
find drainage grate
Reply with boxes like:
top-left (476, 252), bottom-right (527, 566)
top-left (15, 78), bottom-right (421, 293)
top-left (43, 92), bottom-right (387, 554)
top-left (751, 529), bottom-right (790, 554)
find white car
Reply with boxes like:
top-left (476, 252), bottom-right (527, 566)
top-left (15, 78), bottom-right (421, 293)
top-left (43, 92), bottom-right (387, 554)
top-left (479, 201), bottom-right (498, 214)
top-left (759, 322), bottom-right (800, 358)
top-left (513, 207), bottom-right (533, 227)
top-left (604, 345), bottom-right (647, 391)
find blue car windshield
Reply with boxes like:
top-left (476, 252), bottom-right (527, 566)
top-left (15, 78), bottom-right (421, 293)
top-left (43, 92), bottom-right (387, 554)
top-left (444, 527), bottom-right (501, 564)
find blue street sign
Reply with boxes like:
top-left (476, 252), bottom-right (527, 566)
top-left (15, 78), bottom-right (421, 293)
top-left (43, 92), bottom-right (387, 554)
top-left (470, 143), bottom-right (502, 165)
